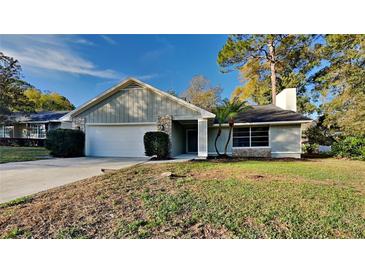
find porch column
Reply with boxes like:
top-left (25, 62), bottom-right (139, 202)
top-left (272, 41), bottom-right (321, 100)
top-left (198, 118), bottom-right (208, 158)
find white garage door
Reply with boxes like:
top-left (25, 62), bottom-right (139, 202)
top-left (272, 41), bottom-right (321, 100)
top-left (86, 124), bottom-right (157, 157)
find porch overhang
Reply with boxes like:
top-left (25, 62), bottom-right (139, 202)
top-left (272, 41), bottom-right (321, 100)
top-left (171, 117), bottom-right (210, 159)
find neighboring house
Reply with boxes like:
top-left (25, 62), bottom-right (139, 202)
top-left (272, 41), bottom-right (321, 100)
top-left (61, 78), bottom-right (312, 159)
top-left (0, 111), bottom-right (71, 139)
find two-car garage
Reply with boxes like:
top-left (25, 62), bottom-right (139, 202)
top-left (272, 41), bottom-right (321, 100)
top-left (85, 124), bottom-right (157, 157)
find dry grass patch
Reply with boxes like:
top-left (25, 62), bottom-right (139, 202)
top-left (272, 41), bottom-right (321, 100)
top-left (0, 159), bottom-right (364, 239)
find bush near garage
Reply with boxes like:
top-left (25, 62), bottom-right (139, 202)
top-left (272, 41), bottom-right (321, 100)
top-left (45, 129), bottom-right (85, 157)
top-left (144, 131), bottom-right (170, 159)
top-left (332, 136), bottom-right (365, 160)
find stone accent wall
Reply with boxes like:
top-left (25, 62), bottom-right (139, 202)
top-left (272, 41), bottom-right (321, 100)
top-left (72, 117), bottom-right (86, 132)
top-left (157, 115), bottom-right (172, 136)
top-left (157, 115), bottom-right (172, 156)
top-left (232, 147), bottom-right (271, 158)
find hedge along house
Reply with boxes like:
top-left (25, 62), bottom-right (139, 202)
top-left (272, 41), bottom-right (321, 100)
top-left (61, 78), bottom-right (312, 159)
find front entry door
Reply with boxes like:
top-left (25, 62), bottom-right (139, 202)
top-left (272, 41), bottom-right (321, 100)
top-left (187, 129), bottom-right (198, 153)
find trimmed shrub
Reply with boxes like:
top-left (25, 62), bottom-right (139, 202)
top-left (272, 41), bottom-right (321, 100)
top-left (302, 143), bottom-right (320, 154)
top-left (144, 131), bottom-right (170, 159)
top-left (332, 136), bottom-right (365, 160)
top-left (45, 129), bottom-right (85, 157)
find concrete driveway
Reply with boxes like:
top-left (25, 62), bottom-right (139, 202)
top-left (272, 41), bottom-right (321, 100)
top-left (0, 157), bottom-right (146, 204)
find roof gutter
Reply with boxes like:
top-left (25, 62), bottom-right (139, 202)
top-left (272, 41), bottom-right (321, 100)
top-left (12, 120), bottom-right (63, 124)
top-left (211, 120), bottom-right (313, 127)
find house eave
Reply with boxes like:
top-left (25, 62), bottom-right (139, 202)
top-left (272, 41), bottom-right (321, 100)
top-left (15, 120), bottom-right (63, 124)
top-left (211, 120), bottom-right (313, 127)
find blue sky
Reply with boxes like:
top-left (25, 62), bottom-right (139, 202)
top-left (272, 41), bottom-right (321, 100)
top-left (0, 35), bottom-right (240, 107)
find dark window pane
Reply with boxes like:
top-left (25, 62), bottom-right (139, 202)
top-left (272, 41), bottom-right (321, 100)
top-left (233, 128), bottom-right (249, 137)
top-left (233, 138), bottom-right (250, 147)
top-left (250, 136), bottom-right (268, 140)
top-left (251, 137), bottom-right (269, 146)
top-left (233, 126), bottom-right (269, 147)
top-left (234, 128), bottom-right (249, 132)
top-left (234, 132), bottom-right (250, 137)
top-left (251, 141), bottom-right (269, 147)
top-left (251, 131), bottom-right (268, 137)
top-left (233, 128), bottom-right (250, 147)
top-left (251, 126), bottom-right (269, 147)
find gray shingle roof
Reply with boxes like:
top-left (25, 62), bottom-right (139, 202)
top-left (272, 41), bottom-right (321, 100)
top-left (216, 105), bottom-right (311, 124)
top-left (7, 111), bottom-right (69, 123)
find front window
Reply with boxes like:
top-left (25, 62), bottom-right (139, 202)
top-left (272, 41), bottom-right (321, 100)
top-left (27, 124), bottom-right (46, 139)
top-left (250, 127), bottom-right (269, 147)
top-left (0, 125), bottom-right (14, 138)
top-left (233, 128), bottom-right (250, 147)
top-left (233, 126), bottom-right (269, 147)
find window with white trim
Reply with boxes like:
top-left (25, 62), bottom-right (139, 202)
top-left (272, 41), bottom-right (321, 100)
top-left (27, 124), bottom-right (46, 139)
top-left (233, 126), bottom-right (269, 147)
top-left (0, 126), bottom-right (14, 138)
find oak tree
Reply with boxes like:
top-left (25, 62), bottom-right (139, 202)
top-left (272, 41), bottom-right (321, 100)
top-left (24, 88), bottom-right (75, 111)
top-left (181, 75), bottom-right (222, 112)
top-left (0, 52), bottom-right (33, 121)
top-left (312, 34), bottom-right (365, 136)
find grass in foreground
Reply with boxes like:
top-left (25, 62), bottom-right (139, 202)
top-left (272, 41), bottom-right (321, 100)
top-left (0, 146), bottom-right (50, 164)
top-left (0, 196), bottom-right (32, 209)
top-left (0, 158), bottom-right (364, 239)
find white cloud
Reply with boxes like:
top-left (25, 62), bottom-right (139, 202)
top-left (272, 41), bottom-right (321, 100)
top-left (100, 35), bottom-right (118, 45)
top-left (0, 35), bottom-right (119, 79)
top-left (72, 38), bottom-right (95, 46)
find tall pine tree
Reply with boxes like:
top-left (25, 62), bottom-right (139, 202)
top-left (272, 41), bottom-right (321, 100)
top-left (217, 35), bottom-right (319, 114)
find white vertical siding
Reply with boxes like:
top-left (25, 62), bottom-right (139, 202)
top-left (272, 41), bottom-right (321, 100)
top-left (76, 86), bottom-right (201, 124)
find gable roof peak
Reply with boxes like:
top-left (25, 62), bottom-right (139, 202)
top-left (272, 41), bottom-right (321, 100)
top-left (61, 77), bottom-right (215, 121)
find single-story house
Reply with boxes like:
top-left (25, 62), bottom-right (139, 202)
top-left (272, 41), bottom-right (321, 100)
top-left (0, 111), bottom-right (71, 139)
top-left (61, 77), bottom-right (312, 159)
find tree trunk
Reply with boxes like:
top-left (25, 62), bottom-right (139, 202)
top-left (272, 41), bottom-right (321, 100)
top-left (214, 127), bottom-right (222, 156)
top-left (268, 40), bottom-right (277, 105)
top-left (224, 126), bottom-right (232, 156)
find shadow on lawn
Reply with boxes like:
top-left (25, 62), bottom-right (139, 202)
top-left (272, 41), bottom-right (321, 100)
top-left (199, 156), bottom-right (320, 163)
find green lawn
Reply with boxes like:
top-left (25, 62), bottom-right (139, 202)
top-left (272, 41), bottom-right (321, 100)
top-left (0, 146), bottom-right (50, 164)
top-left (0, 158), bottom-right (364, 239)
